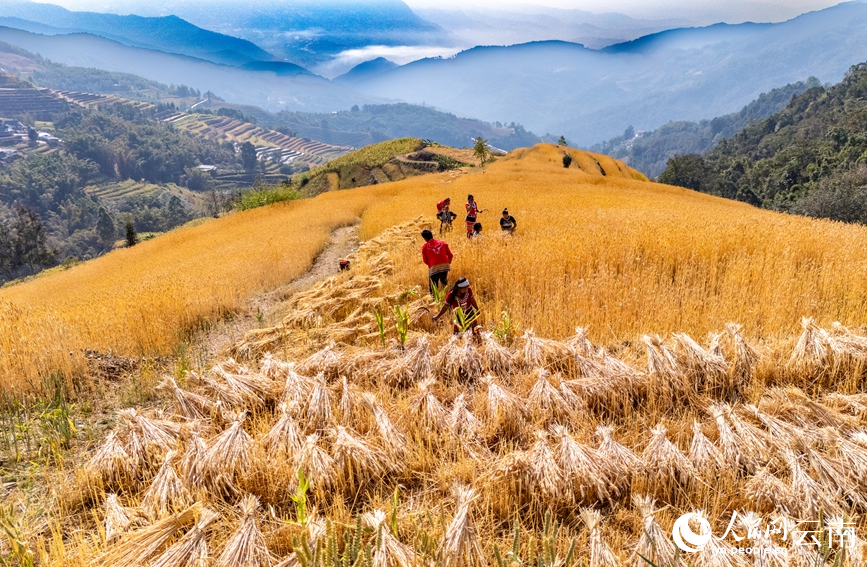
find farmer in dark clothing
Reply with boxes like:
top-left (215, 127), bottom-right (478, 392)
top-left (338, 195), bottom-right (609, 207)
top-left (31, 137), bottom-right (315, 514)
top-left (421, 229), bottom-right (454, 293)
top-left (432, 277), bottom-right (481, 335)
top-left (500, 209), bottom-right (517, 233)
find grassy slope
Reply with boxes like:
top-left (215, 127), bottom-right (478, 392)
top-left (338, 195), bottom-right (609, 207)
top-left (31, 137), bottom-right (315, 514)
top-left (4, 142), bottom-right (867, 391)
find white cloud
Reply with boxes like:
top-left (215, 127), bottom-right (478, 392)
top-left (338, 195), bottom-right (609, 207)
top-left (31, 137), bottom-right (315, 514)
top-left (322, 44), bottom-right (462, 77)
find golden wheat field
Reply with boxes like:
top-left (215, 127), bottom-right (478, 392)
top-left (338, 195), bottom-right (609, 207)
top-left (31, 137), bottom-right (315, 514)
top-left (8, 143), bottom-right (867, 567)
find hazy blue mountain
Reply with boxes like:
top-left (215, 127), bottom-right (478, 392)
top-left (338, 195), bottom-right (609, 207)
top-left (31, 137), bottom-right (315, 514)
top-left (414, 6), bottom-right (691, 50)
top-left (139, 0), bottom-right (450, 74)
top-left (0, 27), bottom-right (378, 111)
top-left (601, 21), bottom-right (773, 53)
top-left (0, 1), bottom-right (281, 67)
top-left (334, 58), bottom-right (399, 85)
top-left (349, 2), bottom-right (867, 146)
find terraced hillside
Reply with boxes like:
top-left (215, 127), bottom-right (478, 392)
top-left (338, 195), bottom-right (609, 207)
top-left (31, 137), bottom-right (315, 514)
top-left (168, 113), bottom-right (351, 168)
top-left (0, 73), bottom-right (68, 119)
top-left (84, 180), bottom-right (208, 209)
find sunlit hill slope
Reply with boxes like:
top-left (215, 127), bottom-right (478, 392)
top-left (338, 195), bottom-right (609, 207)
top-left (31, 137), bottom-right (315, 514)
top-left (4, 142), bottom-right (867, 396)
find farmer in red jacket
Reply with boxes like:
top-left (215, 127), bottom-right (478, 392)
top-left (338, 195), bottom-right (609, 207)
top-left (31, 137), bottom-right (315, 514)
top-left (421, 229), bottom-right (453, 293)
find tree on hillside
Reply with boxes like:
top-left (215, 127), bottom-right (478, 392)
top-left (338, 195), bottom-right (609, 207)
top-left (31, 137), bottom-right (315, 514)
top-left (125, 220), bottom-right (138, 247)
top-left (241, 142), bottom-right (258, 171)
top-left (473, 136), bottom-right (490, 166)
top-left (558, 135), bottom-right (568, 146)
top-left (96, 207), bottom-right (115, 248)
top-left (659, 154), bottom-right (710, 192)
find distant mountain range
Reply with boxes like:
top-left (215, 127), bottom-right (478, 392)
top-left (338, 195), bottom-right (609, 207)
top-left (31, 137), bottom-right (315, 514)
top-left (0, 1), bottom-right (283, 68)
top-left (0, 26), bottom-right (375, 112)
top-left (347, 2), bottom-right (867, 145)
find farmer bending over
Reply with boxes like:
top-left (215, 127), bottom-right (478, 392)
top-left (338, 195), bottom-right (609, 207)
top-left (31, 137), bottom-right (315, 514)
top-left (500, 209), bottom-right (517, 233)
top-left (432, 277), bottom-right (481, 335)
top-left (421, 229), bottom-right (453, 293)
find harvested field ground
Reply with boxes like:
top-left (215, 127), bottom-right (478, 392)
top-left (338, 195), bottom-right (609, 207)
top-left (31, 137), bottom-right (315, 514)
top-left (5, 143), bottom-right (867, 566)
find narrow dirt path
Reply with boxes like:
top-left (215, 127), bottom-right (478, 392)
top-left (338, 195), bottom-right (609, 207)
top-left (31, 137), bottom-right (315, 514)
top-left (194, 224), bottom-right (360, 361)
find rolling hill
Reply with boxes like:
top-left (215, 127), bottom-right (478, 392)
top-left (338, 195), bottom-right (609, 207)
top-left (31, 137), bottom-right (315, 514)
top-left (6, 140), bottom-right (867, 567)
top-left (350, 2), bottom-right (867, 146)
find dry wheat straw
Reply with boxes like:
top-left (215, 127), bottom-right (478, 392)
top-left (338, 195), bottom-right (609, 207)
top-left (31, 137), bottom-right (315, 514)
top-left (439, 486), bottom-right (484, 567)
top-left (215, 495), bottom-right (273, 567)
top-left (630, 494), bottom-right (678, 567)
top-left (364, 510), bottom-right (418, 567)
top-left (150, 507), bottom-right (219, 567)
top-left (580, 508), bottom-right (619, 567)
top-left (93, 502), bottom-right (201, 567)
top-left (261, 403), bottom-right (304, 456)
top-left (641, 423), bottom-right (696, 495)
top-left (141, 450), bottom-right (191, 519)
top-left (103, 494), bottom-right (132, 543)
top-left (551, 424), bottom-right (615, 503)
top-left (199, 413), bottom-right (252, 496)
top-left (688, 421), bottom-right (726, 479)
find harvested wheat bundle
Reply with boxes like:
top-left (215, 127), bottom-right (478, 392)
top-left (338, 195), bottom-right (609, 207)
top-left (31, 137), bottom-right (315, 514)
top-left (630, 494), bottom-right (679, 567)
top-left (789, 317), bottom-right (830, 373)
top-left (773, 388), bottom-right (857, 433)
top-left (450, 393), bottom-right (482, 438)
top-left (261, 403), bottom-right (304, 456)
top-left (786, 450), bottom-right (841, 518)
top-left (480, 332), bottom-right (514, 376)
top-left (528, 430), bottom-right (571, 504)
top-left (709, 404), bottom-right (745, 473)
top-left (160, 376), bottom-right (214, 420)
top-left (567, 327), bottom-right (600, 359)
top-left (408, 378), bottom-right (451, 433)
top-left (481, 450), bottom-right (534, 510)
top-left (743, 467), bottom-right (794, 515)
top-left (298, 342), bottom-right (343, 379)
top-left (280, 366), bottom-right (314, 408)
top-left (199, 413), bottom-right (252, 496)
top-left (260, 354), bottom-right (295, 380)
top-left (747, 405), bottom-right (808, 452)
top-left (93, 502), bottom-right (201, 567)
top-left (551, 424), bottom-right (615, 503)
top-left (337, 376), bottom-right (367, 428)
top-left (180, 434), bottom-right (207, 491)
top-left (362, 393), bottom-right (408, 461)
top-left (673, 333), bottom-right (729, 395)
top-left (140, 450), bottom-right (192, 519)
top-left (440, 485), bottom-right (485, 567)
top-left (432, 335), bottom-right (484, 382)
top-left (688, 421), bottom-right (726, 479)
top-left (596, 425), bottom-right (644, 485)
top-left (215, 495), bottom-right (273, 567)
top-left (297, 434), bottom-right (337, 492)
top-left (87, 431), bottom-right (133, 485)
top-left (332, 425), bottom-right (393, 486)
top-left (580, 508), bottom-right (619, 567)
top-left (724, 323), bottom-right (760, 385)
top-left (104, 493), bottom-right (132, 543)
top-left (364, 509), bottom-right (418, 567)
top-left (527, 369), bottom-right (573, 423)
top-left (728, 410), bottom-right (779, 463)
top-left (643, 334), bottom-right (692, 402)
top-left (117, 408), bottom-right (182, 462)
top-left (641, 423), bottom-right (696, 494)
top-left (210, 364), bottom-right (278, 407)
top-left (306, 374), bottom-right (334, 432)
top-left (824, 392), bottom-right (867, 415)
top-left (835, 437), bottom-right (867, 484)
top-left (481, 375), bottom-right (529, 437)
top-left (150, 507), bottom-right (220, 567)
top-left (383, 335), bottom-right (433, 387)
top-left (804, 448), bottom-right (856, 504)
top-left (521, 329), bottom-right (575, 372)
